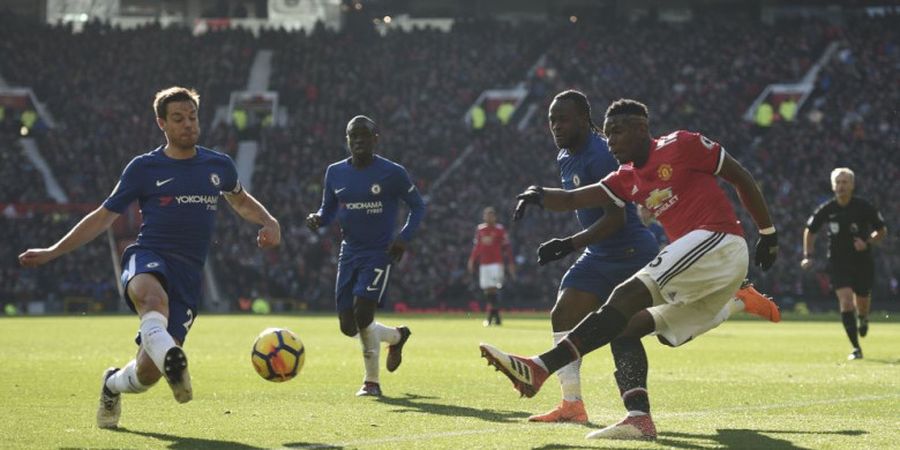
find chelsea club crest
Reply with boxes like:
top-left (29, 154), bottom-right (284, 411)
top-left (370, 183), bottom-right (381, 195)
top-left (210, 173), bottom-right (221, 187)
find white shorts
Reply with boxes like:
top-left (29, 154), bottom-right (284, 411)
top-left (635, 230), bottom-right (748, 347)
top-left (479, 263), bottom-right (504, 290)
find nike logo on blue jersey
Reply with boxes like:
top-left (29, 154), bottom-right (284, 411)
top-left (366, 285), bottom-right (379, 292)
top-left (156, 178), bottom-right (175, 187)
top-left (335, 187), bottom-right (347, 194)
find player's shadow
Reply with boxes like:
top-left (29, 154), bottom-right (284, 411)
top-left (112, 427), bottom-right (264, 449)
top-left (376, 392), bottom-right (530, 423)
top-left (657, 428), bottom-right (867, 449)
top-left (531, 445), bottom-right (597, 450)
top-left (864, 358), bottom-right (900, 365)
top-left (283, 443), bottom-right (344, 449)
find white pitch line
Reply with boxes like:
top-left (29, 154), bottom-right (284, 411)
top-left (662, 393), bottom-right (900, 418)
top-left (284, 393), bottom-right (900, 448)
top-left (283, 428), bottom-right (506, 449)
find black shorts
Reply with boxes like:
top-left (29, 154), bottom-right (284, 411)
top-left (828, 258), bottom-right (874, 297)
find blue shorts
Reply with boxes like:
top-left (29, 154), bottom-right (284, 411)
top-left (335, 252), bottom-right (393, 312)
top-left (120, 247), bottom-right (200, 344)
top-left (560, 249), bottom-right (656, 301)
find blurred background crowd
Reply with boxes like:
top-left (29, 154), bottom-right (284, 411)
top-left (1, 4), bottom-right (896, 315)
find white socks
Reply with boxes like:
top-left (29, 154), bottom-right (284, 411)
top-left (105, 359), bottom-right (151, 394)
top-left (553, 330), bottom-right (583, 401)
top-left (729, 296), bottom-right (747, 314)
top-left (139, 311), bottom-right (177, 373)
top-left (372, 322), bottom-right (401, 345)
top-left (359, 322), bottom-right (380, 383)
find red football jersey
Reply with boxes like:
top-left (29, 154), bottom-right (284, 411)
top-left (600, 131), bottom-right (744, 242)
top-left (469, 223), bottom-right (512, 266)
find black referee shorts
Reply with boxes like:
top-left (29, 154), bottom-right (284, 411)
top-left (828, 258), bottom-right (874, 297)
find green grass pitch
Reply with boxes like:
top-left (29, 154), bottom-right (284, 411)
top-left (1, 313), bottom-right (898, 449)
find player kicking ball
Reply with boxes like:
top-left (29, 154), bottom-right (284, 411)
top-left (480, 99), bottom-right (780, 440)
top-left (18, 87), bottom-right (281, 429)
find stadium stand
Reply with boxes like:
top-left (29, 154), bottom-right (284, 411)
top-left (1, 11), bottom-right (895, 313)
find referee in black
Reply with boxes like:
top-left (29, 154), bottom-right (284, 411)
top-left (801, 168), bottom-right (887, 360)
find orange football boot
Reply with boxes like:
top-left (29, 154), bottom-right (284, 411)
top-left (528, 400), bottom-right (588, 423)
top-left (735, 279), bottom-right (781, 323)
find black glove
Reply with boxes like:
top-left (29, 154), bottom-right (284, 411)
top-left (513, 185), bottom-right (544, 221)
top-left (537, 237), bottom-right (575, 265)
top-left (754, 231), bottom-right (778, 271)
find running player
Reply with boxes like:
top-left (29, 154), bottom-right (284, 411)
top-left (306, 115), bottom-right (426, 397)
top-left (467, 206), bottom-right (515, 326)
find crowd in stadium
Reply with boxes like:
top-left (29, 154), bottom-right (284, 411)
top-left (1, 11), bottom-right (896, 312)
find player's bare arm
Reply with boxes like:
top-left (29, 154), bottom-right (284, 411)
top-left (801, 228), bottom-right (817, 269)
top-left (717, 152), bottom-right (773, 230)
top-left (18, 206), bottom-right (120, 268)
top-left (224, 189), bottom-right (281, 249)
top-left (717, 152), bottom-right (777, 270)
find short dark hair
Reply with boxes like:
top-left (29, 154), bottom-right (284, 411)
top-left (346, 115), bottom-right (379, 134)
top-left (605, 99), bottom-right (649, 119)
top-left (154, 87), bottom-right (200, 119)
top-left (553, 89), bottom-right (600, 133)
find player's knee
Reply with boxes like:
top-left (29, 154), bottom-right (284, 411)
top-left (354, 310), bottom-right (374, 330)
top-left (549, 303), bottom-right (578, 330)
top-left (607, 279), bottom-right (651, 317)
top-left (353, 299), bottom-right (376, 329)
top-left (338, 317), bottom-right (358, 337)
top-left (133, 292), bottom-right (169, 316)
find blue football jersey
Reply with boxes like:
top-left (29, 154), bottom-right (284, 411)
top-left (557, 133), bottom-right (657, 256)
top-left (317, 155), bottom-right (426, 254)
top-left (103, 146), bottom-right (241, 268)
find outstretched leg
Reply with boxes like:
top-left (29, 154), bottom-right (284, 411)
top-left (528, 288), bottom-right (598, 423)
top-left (480, 277), bottom-right (651, 398)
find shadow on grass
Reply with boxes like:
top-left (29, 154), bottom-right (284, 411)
top-left (375, 392), bottom-right (531, 423)
top-left (112, 427), bottom-right (264, 449)
top-left (531, 445), bottom-right (597, 450)
top-left (282, 443), bottom-right (344, 449)
top-left (657, 428), bottom-right (867, 450)
top-left (864, 358), bottom-right (899, 365)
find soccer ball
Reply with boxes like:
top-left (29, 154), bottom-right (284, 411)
top-left (251, 327), bottom-right (305, 382)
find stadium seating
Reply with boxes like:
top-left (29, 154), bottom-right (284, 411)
top-left (1, 13), bottom-right (895, 311)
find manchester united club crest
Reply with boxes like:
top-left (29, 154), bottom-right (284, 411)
top-left (210, 173), bottom-right (221, 187)
top-left (572, 174), bottom-right (581, 187)
top-left (370, 183), bottom-right (381, 195)
top-left (657, 164), bottom-right (673, 181)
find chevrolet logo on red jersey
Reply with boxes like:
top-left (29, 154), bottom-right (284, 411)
top-left (645, 187), bottom-right (674, 210)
